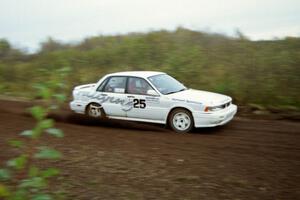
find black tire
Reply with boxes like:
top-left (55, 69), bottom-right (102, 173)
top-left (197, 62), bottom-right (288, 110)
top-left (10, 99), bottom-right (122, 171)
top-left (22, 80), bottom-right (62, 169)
top-left (168, 108), bottom-right (194, 133)
top-left (86, 103), bottom-right (105, 118)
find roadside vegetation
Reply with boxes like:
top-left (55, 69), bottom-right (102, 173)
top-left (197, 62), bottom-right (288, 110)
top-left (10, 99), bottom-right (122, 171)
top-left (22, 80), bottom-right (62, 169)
top-left (0, 28), bottom-right (299, 111)
top-left (0, 68), bottom-right (69, 200)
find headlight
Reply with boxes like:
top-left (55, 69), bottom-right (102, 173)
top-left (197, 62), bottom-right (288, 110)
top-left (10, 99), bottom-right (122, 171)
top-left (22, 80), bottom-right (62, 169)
top-left (204, 101), bottom-right (231, 112)
top-left (205, 106), bottom-right (223, 112)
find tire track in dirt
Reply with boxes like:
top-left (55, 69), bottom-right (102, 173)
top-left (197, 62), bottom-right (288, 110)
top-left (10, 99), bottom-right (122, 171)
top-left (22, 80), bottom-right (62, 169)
top-left (0, 99), bottom-right (299, 200)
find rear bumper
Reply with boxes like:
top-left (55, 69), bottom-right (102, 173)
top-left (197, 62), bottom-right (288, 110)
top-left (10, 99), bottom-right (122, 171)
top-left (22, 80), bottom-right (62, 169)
top-left (193, 104), bottom-right (237, 128)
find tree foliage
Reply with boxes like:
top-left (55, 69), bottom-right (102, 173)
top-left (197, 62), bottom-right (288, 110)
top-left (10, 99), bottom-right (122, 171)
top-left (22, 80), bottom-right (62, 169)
top-left (0, 28), bottom-right (299, 109)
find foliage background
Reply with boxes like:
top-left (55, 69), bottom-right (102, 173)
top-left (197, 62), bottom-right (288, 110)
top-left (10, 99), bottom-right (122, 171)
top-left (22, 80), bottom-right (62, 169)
top-left (0, 28), bottom-right (299, 110)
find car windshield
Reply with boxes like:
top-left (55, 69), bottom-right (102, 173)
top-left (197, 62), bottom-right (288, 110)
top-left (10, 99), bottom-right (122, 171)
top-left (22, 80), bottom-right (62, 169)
top-left (148, 74), bottom-right (187, 95)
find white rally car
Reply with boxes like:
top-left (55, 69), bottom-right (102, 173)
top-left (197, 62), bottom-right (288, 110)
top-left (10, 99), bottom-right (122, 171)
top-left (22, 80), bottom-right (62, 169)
top-left (70, 71), bottom-right (237, 133)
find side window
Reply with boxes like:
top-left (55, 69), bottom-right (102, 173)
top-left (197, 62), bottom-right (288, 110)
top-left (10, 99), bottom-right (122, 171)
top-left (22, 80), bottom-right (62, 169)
top-left (127, 77), bottom-right (153, 95)
top-left (103, 76), bottom-right (126, 93)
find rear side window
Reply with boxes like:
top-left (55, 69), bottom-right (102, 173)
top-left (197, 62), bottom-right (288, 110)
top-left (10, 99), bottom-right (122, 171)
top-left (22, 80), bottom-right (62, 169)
top-left (103, 76), bottom-right (126, 93)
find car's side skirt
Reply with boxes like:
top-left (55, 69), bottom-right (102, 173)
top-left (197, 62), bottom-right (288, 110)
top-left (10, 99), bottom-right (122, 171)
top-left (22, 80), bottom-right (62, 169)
top-left (108, 116), bottom-right (166, 124)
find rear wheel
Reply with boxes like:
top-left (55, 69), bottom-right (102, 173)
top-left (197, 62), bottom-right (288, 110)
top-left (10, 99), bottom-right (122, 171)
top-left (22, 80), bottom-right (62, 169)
top-left (86, 103), bottom-right (104, 118)
top-left (168, 108), bottom-right (194, 133)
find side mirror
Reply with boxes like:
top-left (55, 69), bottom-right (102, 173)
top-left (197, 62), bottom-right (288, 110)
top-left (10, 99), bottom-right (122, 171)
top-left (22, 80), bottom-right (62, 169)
top-left (147, 89), bottom-right (159, 96)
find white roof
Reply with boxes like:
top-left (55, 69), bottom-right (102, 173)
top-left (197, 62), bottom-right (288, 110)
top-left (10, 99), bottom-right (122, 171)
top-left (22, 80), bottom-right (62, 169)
top-left (107, 71), bottom-right (165, 78)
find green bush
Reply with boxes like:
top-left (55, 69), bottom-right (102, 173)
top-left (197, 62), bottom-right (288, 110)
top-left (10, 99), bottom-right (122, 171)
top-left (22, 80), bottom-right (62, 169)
top-left (0, 67), bottom-right (70, 200)
top-left (0, 28), bottom-right (299, 109)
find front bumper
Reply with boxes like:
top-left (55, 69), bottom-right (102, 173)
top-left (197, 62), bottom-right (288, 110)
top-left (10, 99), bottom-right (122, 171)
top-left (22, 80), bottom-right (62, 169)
top-left (193, 104), bottom-right (237, 128)
top-left (70, 100), bottom-right (86, 114)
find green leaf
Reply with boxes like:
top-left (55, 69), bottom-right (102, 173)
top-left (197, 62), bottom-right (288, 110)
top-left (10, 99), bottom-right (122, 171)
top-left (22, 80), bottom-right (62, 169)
top-left (46, 128), bottom-right (64, 138)
top-left (9, 139), bottom-right (24, 148)
top-left (11, 188), bottom-right (27, 200)
top-left (7, 155), bottom-right (27, 170)
top-left (34, 147), bottom-right (62, 160)
top-left (52, 94), bottom-right (66, 103)
top-left (29, 166), bottom-right (39, 177)
top-left (0, 169), bottom-right (11, 181)
top-left (0, 184), bottom-right (10, 197)
top-left (20, 130), bottom-right (33, 137)
top-left (30, 106), bottom-right (46, 121)
top-left (32, 193), bottom-right (52, 200)
top-left (33, 83), bottom-right (51, 99)
top-left (37, 119), bottom-right (54, 130)
top-left (20, 177), bottom-right (47, 189)
top-left (41, 168), bottom-right (60, 178)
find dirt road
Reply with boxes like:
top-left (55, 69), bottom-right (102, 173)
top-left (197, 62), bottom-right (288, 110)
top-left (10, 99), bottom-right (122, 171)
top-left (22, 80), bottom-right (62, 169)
top-left (0, 100), bottom-right (299, 200)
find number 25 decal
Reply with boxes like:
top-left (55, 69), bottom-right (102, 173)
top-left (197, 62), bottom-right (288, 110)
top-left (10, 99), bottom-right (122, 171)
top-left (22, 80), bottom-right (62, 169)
top-left (133, 99), bottom-right (146, 109)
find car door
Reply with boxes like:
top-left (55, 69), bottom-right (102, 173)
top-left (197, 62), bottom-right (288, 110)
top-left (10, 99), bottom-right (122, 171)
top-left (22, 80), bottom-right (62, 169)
top-left (96, 76), bottom-right (127, 117)
top-left (125, 77), bottom-right (168, 121)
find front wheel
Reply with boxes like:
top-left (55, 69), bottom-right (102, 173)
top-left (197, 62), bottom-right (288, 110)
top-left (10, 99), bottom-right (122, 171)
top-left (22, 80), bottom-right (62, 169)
top-left (86, 103), bottom-right (104, 118)
top-left (168, 109), bottom-right (194, 133)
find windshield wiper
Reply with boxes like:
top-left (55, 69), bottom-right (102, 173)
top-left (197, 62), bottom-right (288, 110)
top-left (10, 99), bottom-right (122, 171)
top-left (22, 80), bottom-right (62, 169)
top-left (165, 88), bottom-right (187, 95)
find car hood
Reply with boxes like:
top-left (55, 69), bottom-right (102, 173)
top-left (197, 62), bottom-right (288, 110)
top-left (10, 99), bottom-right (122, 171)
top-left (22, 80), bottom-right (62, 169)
top-left (74, 83), bottom-right (96, 91)
top-left (167, 89), bottom-right (231, 106)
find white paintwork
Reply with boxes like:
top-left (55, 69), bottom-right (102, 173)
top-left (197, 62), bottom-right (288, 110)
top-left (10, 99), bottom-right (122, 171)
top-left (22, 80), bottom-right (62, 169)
top-left (108, 71), bottom-right (165, 79)
top-left (70, 71), bottom-right (237, 129)
top-left (168, 89), bottom-right (231, 106)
